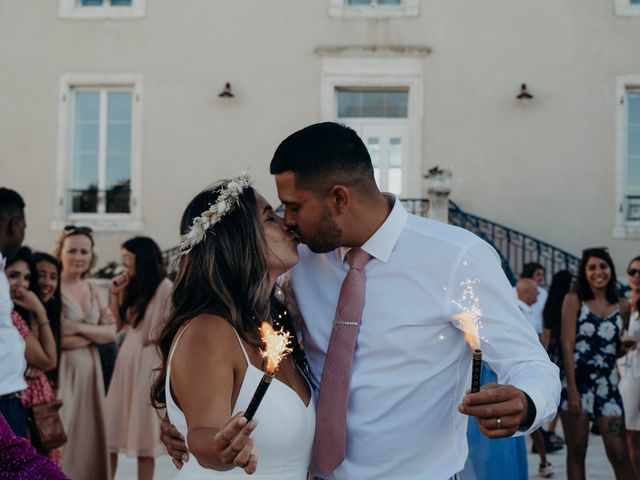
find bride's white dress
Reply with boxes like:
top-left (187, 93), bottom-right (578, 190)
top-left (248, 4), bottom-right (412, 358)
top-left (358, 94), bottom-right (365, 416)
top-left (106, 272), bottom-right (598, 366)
top-left (166, 324), bottom-right (315, 479)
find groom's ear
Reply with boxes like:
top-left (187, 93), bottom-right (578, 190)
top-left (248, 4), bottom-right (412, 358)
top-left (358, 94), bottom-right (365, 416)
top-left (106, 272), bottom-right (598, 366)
top-left (328, 185), bottom-right (351, 215)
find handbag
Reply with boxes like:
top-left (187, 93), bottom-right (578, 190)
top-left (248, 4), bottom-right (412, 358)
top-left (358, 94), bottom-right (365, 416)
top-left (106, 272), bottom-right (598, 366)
top-left (28, 400), bottom-right (67, 451)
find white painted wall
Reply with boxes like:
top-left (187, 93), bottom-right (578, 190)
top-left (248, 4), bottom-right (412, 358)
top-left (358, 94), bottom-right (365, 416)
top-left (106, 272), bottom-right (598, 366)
top-left (0, 0), bottom-right (638, 274)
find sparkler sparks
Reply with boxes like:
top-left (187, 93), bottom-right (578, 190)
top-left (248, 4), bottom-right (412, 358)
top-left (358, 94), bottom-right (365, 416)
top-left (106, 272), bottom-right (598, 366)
top-left (452, 278), bottom-right (482, 350)
top-left (244, 322), bottom-right (293, 421)
top-left (260, 322), bottom-right (293, 375)
top-left (452, 278), bottom-right (483, 393)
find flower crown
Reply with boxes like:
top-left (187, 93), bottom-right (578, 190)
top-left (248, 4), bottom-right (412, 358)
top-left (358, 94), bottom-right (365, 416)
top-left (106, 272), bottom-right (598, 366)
top-left (179, 173), bottom-right (252, 254)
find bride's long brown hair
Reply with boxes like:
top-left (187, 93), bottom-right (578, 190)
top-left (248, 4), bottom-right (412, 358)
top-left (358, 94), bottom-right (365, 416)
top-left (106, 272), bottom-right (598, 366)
top-left (151, 181), bottom-right (271, 409)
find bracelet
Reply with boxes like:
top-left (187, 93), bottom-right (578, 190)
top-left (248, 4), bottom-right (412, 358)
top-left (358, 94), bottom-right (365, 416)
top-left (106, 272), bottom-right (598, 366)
top-left (38, 321), bottom-right (50, 328)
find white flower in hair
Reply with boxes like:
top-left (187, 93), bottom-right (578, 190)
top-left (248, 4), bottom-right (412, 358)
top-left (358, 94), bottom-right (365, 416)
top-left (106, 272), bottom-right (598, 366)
top-left (179, 172), bottom-right (252, 254)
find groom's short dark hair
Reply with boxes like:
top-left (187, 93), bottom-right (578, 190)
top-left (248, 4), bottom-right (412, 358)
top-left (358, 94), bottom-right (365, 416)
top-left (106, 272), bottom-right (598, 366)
top-left (270, 122), bottom-right (375, 192)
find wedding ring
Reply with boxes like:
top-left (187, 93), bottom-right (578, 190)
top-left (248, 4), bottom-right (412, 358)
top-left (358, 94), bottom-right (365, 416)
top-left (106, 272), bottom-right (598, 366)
top-left (496, 417), bottom-right (501, 429)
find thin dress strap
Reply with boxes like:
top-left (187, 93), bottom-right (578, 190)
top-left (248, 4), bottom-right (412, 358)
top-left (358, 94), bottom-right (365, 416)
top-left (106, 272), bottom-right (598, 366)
top-left (168, 321), bottom-right (195, 368)
top-left (231, 329), bottom-right (251, 366)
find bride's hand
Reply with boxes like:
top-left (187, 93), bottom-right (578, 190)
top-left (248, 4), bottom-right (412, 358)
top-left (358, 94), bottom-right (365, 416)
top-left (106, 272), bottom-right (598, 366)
top-left (212, 412), bottom-right (259, 474)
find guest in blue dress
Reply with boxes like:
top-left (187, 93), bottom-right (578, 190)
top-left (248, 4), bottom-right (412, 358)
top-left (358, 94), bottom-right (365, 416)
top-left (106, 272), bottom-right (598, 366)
top-left (464, 362), bottom-right (528, 480)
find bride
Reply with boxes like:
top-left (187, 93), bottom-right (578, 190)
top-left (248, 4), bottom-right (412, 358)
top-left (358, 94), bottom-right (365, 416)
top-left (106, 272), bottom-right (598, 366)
top-left (151, 174), bottom-right (314, 479)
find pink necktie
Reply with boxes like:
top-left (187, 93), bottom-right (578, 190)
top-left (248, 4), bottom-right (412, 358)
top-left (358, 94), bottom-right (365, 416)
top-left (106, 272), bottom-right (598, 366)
top-left (313, 247), bottom-right (372, 477)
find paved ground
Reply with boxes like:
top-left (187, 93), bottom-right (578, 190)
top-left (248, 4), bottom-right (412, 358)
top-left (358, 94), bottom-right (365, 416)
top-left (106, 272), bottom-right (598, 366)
top-left (525, 432), bottom-right (613, 479)
top-left (115, 428), bottom-right (614, 479)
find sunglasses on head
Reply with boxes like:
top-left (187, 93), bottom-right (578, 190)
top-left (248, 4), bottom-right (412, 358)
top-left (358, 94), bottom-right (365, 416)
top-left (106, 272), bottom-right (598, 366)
top-left (628, 268), bottom-right (640, 277)
top-left (64, 225), bottom-right (93, 235)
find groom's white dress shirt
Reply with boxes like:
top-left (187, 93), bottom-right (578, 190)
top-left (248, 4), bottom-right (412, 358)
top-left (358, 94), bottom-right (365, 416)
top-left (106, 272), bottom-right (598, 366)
top-left (290, 198), bottom-right (560, 480)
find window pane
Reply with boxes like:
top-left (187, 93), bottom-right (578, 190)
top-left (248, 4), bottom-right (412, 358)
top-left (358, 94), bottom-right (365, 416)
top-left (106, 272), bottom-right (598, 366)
top-left (75, 123), bottom-right (99, 152)
top-left (628, 91), bottom-right (640, 196)
top-left (108, 91), bottom-right (132, 121)
top-left (110, 0), bottom-right (132, 5)
top-left (337, 89), bottom-right (408, 118)
top-left (629, 126), bottom-right (640, 157)
top-left (631, 0), bottom-right (640, 5)
top-left (388, 168), bottom-right (402, 195)
top-left (72, 92), bottom-right (99, 213)
top-left (106, 179), bottom-right (130, 213)
top-left (71, 187), bottom-right (98, 213)
top-left (348, 0), bottom-right (372, 5)
top-left (81, 0), bottom-right (104, 5)
top-left (630, 92), bottom-right (640, 125)
top-left (389, 137), bottom-right (402, 167)
top-left (367, 138), bottom-right (380, 167)
top-left (378, 0), bottom-right (402, 4)
top-left (628, 156), bottom-right (640, 188)
top-left (106, 92), bottom-right (131, 213)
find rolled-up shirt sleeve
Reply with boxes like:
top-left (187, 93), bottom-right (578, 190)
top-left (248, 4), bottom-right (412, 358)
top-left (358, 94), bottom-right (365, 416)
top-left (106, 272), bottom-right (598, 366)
top-left (446, 239), bottom-right (561, 434)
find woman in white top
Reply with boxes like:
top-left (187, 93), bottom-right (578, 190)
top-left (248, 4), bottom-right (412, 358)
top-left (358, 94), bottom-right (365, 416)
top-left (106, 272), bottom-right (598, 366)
top-left (619, 255), bottom-right (640, 479)
top-left (151, 175), bottom-right (314, 479)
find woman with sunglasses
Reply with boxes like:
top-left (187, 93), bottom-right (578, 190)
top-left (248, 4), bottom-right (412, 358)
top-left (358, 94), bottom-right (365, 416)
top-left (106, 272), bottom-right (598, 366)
top-left (619, 256), bottom-right (640, 478)
top-left (55, 226), bottom-right (115, 480)
top-left (559, 247), bottom-right (633, 479)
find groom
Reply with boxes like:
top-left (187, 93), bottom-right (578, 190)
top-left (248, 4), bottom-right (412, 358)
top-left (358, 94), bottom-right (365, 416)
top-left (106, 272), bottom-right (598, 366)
top-left (163, 122), bottom-right (560, 479)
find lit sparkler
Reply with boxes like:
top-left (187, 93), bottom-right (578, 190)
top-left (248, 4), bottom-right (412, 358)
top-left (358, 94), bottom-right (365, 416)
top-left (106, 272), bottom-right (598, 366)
top-left (243, 322), bottom-right (293, 421)
top-left (452, 278), bottom-right (483, 393)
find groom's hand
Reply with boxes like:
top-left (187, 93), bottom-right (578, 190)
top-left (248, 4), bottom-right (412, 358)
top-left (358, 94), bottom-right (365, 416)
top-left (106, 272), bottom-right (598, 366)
top-left (161, 416), bottom-right (189, 469)
top-left (457, 383), bottom-right (531, 438)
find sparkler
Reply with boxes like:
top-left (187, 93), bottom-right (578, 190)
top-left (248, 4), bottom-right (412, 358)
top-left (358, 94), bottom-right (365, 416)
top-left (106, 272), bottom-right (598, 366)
top-left (452, 279), bottom-right (483, 393)
top-left (243, 322), bottom-right (293, 421)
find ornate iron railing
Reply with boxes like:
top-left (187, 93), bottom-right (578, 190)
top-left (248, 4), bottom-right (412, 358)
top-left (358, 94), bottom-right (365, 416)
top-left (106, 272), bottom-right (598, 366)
top-left (448, 201), bottom-right (580, 285)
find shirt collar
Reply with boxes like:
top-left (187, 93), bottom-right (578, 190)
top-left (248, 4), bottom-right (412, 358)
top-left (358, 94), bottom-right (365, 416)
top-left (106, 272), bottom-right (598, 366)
top-left (517, 299), bottom-right (533, 314)
top-left (337, 194), bottom-right (408, 264)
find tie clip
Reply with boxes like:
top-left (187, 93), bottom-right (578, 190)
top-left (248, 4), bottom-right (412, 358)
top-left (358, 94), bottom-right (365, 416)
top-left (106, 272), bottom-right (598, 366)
top-left (333, 320), bottom-right (359, 326)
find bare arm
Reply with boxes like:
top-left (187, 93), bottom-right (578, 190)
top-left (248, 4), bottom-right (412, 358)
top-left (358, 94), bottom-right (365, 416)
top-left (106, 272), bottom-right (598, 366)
top-left (561, 292), bottom-right (582, 414)
top-left (61, 333), bottom-right (92, 350)
top-left (13, 291), bottom-right (57, 371)
top-left (77, 288), bottom-right (116, 344)
top-left (24, 321), bottom-right (57, 371)
top-left (172, 315), bottom-right (257, 473)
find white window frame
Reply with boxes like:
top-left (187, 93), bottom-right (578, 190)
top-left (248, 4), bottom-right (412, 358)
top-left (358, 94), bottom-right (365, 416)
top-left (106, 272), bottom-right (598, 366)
top-left (319, 48), bottom-right (426, 197)
top-left (615, 0), bottom-right (640, 17)
top-left (614, 75), bottom-right (640, 238)
top-left (329, 0), bottom-right (419, 18)
top-left (58, 0), bottom-right (146, 19)
top-left (53, 74), bottom-right (143, 232)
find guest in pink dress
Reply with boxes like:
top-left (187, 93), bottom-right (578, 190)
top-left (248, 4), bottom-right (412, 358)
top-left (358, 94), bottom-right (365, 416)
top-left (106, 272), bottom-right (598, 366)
top-left (5, 247), bottom-right (59, 463)
top-left (106, 236), bottom-right (171, 480)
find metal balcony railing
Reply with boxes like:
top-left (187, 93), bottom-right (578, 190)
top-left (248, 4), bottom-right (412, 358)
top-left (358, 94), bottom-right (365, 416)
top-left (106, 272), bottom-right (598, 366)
top-left (67, 187), bottom-right (131, 214)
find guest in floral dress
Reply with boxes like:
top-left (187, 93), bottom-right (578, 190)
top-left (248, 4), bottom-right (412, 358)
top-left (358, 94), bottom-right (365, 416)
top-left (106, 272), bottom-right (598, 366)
top-left (560, 247), bottom-right (634, 479)
top-left (5, 248), bottom-right (59, 462)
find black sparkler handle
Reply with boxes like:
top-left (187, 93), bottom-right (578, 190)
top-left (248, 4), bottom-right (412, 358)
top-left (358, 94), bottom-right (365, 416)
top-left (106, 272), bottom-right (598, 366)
top-left (471, 349), bottom-right (482, 393)
top-left (243, 374), bottom-right (273, 421)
